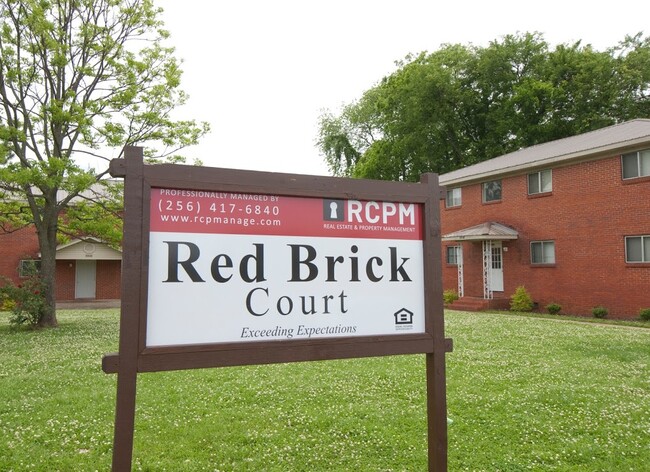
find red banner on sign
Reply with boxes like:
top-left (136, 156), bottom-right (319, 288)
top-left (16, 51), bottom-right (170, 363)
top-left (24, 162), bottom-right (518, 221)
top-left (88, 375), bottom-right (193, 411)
top-left (149, 188), bottom-right (423, 240)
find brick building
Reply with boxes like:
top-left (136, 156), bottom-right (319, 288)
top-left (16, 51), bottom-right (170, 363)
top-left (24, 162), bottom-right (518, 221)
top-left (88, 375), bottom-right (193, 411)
top-left (0, 229), bottom-right (121, 302)
top-left (440, 119), bottom-right (650, 318)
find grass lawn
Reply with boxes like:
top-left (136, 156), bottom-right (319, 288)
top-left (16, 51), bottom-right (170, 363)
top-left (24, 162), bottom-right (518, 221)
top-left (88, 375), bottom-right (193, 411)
top-left (0, 309), bottom-right (648, 471)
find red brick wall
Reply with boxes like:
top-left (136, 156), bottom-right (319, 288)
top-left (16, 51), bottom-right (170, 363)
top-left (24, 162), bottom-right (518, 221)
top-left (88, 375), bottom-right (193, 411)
top-left (441, 155), bottom-right (650, 318)
top-left (0, 226), bottom-right (40, 286)
top-left (96, 260), bottom-right (121, 299)
top-left (56, 260), bottom-right (76, 300)
top-left (0, 226), bottom-right (122, 301)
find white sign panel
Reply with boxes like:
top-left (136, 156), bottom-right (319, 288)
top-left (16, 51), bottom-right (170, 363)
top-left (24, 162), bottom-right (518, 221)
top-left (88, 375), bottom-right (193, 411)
top-left (146, 189), bottom-right (425, 347)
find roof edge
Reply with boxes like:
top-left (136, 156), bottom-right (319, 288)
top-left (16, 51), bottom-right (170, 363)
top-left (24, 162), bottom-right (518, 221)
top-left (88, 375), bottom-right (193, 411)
top-left (440, 125), bottom-right (650, 186)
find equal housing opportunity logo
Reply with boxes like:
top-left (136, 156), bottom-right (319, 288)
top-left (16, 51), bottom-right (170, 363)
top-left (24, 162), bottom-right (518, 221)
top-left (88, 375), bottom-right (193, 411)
top-left (394, 308), bottom-right (414, 331)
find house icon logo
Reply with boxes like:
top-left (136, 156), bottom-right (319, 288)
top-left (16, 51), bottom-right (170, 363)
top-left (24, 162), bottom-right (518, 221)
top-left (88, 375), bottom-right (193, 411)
top-left (394, 308), bottom-right (414, 329)
top-left (323, 199), bottom-right (345, 221)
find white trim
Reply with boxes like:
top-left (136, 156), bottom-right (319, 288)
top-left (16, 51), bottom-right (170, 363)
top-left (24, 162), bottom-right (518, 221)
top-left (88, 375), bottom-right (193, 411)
top-left (51, 238), bottom-right (122, 260)
top-left (457, 246), bottom-right (464, 298)
top-left (482, 240), bottom-right (493, 300)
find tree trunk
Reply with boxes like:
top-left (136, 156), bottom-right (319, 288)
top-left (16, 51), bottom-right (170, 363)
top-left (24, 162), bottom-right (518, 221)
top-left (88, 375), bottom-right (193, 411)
top-left (37, 242), bottom-right (58, 328)
top-left (35, 201), bottom-right (59, 328)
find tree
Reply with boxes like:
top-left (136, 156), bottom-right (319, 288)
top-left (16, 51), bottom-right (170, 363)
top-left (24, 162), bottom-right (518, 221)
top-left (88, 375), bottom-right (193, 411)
top-left (318, 32), bottom-right (650, 180)
top-left (0, 0), bottom-right (209, 327)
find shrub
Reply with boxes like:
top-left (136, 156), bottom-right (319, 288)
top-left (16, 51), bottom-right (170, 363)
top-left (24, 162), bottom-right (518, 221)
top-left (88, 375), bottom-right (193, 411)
top-left (546, 303), bottom-right (562, 315)
top-left (510, 286), bottom-right (533, 312)
top-left (592, 306), bottom-right (608, 319)
top-left (0, 276), bottom-right (46, 327)
top-left (640, 308), bottom-right (650, 321)
top-left (443, 289), bottom-right (459, 305)
top-left (0, 292), bottom-right (17, 311)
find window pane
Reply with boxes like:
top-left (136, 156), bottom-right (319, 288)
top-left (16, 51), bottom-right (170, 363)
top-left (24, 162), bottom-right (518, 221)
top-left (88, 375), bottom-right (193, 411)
top-left (531, 241), bottom-right (554, 264)
top-left (483, 180), bottom-right (502, 202)
top-left (19, 259), bottom-right (41, 277)
top-left (543, 242), bottom-right (555, 263)
top-left (540, 170), bottom-right (552, 192)
top-left (528, 173), bottom-right (539, 194)
top-left (446, 188), bottom-right (461, 207)
top-left (640, 150), bottom-right (650, 177)
top-left (622, 153), bottom-right (639, 179)
top-left (491, 247), bottom-right (502, 269)
top-left (446, 246), bottom-right (459, 264)
top-left (644, 236), bottom-right (650, 262)
top-left (626, 237), bottom-right (642, 262)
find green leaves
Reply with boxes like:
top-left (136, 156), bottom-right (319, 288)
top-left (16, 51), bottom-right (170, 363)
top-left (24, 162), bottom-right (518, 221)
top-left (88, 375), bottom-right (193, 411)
top-left (318, 32), bottom-right (650, 181)
top-left (0, 0), bottom-right (209, 167)
top-left (0, 0), bottom-right (210, 324)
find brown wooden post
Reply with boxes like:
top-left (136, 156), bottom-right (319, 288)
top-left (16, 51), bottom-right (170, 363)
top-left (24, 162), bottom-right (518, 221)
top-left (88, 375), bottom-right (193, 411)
top-left (108, 146), bottom-right (145, 471)
top-left (421, 173), bottom-right (449, 471)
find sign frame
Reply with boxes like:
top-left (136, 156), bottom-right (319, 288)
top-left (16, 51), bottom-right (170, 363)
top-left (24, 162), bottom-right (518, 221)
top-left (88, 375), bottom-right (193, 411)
top-left (103, 146), bottom-right (451, 471)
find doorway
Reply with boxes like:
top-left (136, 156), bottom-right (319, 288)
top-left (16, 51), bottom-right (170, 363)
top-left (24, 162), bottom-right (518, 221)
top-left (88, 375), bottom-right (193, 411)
top-left (75, 260), bottom-right (97, 299)
top-left (490, 241), bottom-right (504, 292)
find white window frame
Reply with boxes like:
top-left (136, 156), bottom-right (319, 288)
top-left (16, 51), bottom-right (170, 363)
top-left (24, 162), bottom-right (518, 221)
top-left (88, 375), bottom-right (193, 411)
top-left (446, 245), bottom-right (461, 265)
top-left (482, 180), bottom-right (502, 203)
top-left (445, 188), bottom-right (462, 208)
top-left (625, 235), bottom-right (650, 263)
top-left (622, 149), bottom-right (650, 180)
top-left (530, 241), bottom-right (555, 265)
top-left (19, 259), bottom-right (41, 278)
top-left (528, 169), bottom-right (552, 195)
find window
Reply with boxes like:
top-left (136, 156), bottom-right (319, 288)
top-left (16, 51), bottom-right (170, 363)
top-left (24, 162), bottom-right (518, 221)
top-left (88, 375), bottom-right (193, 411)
top-left (530, 241), bottom-right (555, 264)
top-left (482, 180), bottom-right (502, 202)
top-left (446, 246), bottom-right (461, 265)
top-left (19, 259), bottom-right (41, 277)
top-left (626, 236), bottom-right (650, 263)
top-left (445, 188), bottom-right (461, 208)
top-left (622, 149), bottom-right (650, 179)
top-left (491, 246), bottom-right (502, 270)
top-left (528, 169), bottom-right (552, 194)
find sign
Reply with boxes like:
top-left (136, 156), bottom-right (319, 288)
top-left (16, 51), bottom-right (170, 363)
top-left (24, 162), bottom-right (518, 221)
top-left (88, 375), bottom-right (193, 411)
top-left (103, 147), bottom-right (450, 472)
top-left (147, 189), bottom-right (425, 346)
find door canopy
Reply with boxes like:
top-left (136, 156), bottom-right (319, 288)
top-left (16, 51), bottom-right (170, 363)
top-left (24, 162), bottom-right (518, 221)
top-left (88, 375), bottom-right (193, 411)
top-left (442, 222), bottom-right (518, 242)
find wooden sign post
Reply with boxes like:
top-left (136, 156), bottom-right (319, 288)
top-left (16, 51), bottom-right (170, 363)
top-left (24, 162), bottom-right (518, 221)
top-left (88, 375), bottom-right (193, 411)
top-left (103, 146), bottom-right (452, 471)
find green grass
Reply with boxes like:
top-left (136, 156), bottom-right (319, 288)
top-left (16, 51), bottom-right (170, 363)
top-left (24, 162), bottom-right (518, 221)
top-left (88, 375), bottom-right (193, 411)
top-left (1, 309), bottom-right (648, 471)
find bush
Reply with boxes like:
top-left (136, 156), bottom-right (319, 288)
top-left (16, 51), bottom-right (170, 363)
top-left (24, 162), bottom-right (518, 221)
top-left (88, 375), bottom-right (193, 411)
top-left (546, 303), bottom-right (562, 315)
top-left (639, 308), bottom-right (650, 321)
top-left (0, 292), bottom-right (17, 311)
top-left (443, 289), bottom-right (459, 305)
top-left (510, 286), bottom-right (534, 312)
top-left (0, 276), bottom-right (46, 327)
top-left (592, 306), bottom-right (608, 319)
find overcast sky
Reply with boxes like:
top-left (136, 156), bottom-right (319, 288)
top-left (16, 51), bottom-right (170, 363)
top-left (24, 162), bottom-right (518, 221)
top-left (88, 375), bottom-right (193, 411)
top-left (155, 0), bottom-right (649, 176)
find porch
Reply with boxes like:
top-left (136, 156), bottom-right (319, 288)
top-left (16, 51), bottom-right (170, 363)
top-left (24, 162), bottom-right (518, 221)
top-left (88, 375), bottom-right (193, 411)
top-left (442, 221), bottom-right (518, 311)
top-left (446, 296), bottom-right (510, 312)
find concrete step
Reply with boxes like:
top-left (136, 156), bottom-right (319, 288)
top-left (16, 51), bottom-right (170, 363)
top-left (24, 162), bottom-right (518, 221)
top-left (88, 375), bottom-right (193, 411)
top-left (447, 296), bottom-right (509, 312)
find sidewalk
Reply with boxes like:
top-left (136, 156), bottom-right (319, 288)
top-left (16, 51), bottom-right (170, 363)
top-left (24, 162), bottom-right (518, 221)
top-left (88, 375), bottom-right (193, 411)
top-left (56, 299), bottom-right (121, 310)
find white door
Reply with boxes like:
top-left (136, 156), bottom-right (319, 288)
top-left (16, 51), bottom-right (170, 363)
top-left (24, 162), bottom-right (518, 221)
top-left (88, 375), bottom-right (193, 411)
top-left (75, 260), bottom-right (97, 299)
top-left (490, 242), bottom-right (504, 292)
